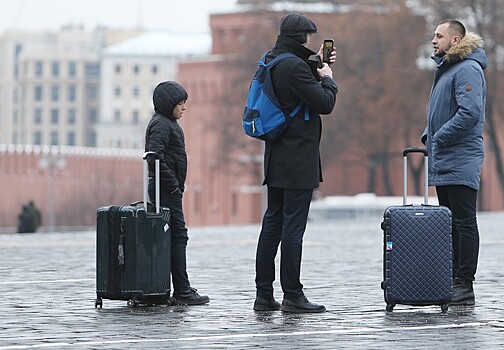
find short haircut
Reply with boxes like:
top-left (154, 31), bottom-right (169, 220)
top-left (438, 19), bottom-right (466, 38)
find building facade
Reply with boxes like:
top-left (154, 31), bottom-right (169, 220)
top-left (96, 30), bottom-right (211, 149)
top-left (1, 4), bottom-right (503, 230)
top-left (0, 26), bottom-right (141, 147)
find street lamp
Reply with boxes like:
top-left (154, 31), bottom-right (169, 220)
top-left (39, 146), bottom-right (66, 231)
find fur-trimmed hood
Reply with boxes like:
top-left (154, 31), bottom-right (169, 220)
top-left (434, 32), bottom-right (487, 69)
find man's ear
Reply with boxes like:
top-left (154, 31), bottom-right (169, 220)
top-left (452, 35), bottom-right (461, 45)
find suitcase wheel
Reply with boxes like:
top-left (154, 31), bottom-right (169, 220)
top-left (94, 298), bottom-right (103, 308)
top-left (386, 303), bottom-right (395, 312)
top-left (127, 299), bottom-right (139, 308)
top-left (441, 303), bottom-right (449, 313)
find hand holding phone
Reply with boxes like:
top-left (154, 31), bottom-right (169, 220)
top-left (322, 39), bottom-right (334, 64)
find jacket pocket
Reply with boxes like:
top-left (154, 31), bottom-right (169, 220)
top-left (432, 140), bottom-right (456, 175)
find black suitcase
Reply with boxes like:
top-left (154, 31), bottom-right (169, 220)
top-left (381, 148), bottom-right (452, 312)
top-left (95, 152), bottom-right (171, 308)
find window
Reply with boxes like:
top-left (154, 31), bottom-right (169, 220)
top-left (133, 64), bottom-right (139, 74)
top-left (132, 110), bottom-right (139, 124)
top-left (115, 64), bottom-right (121, 74)
top-left (67, 132), bottom-right (75, 146)
top-left (34, 85), bottom-right (43, 101)
top-left (67, 109), bottom-right (76, 124)
top-left (114, 109), bottom-right (121, 122)
top-left (114, 86), bottom-right (121, 98)
top-left (51, 85), bottom-right (59, 101)
top-left (87, 84), bottom-right (98, 100)
top-left (88, 131), bottom-right (96, 146)
top-left (89, 109), bottom-right (97, 123)
top-left (132, 86), bottom-right (140, 98)
top-left (52, 61), bottom-right (59, 76)
top-left (151, 64), bottom-right (158, 74)
top-left (68, 85), bottom-right (76, 102)
top-left (35, 61), bottom-right (43, 77)
top-left (84, 63), bottom-right (100, 77)
top-left (51, 109), bottom-right (59, 124)
top-left (68, 61), bottom-right (76, 77)
top-left (14, 44), bottom-right (22, 77)
top-left (51, 131), bottom-right (59, 145)
top-left (34, 131), bottom-right (42, 145)
top-left (34, 108), bottom-right (42, 124)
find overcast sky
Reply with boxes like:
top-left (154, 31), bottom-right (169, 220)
top-left (0, 0), bottom-right (237, 33)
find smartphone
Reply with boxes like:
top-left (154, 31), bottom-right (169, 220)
top-left (323, 39), bottom-right (334, 64)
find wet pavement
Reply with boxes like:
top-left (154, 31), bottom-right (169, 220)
top-left (0, 212), bottom-right (503, 349)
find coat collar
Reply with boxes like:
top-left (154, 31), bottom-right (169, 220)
top-left (273, 35), bottom-right (316, 60)
top-left (432, 32), bottom-right (486, 67)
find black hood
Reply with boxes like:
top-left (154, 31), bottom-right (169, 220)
top-left (153, 81), bottom-right (188, 117)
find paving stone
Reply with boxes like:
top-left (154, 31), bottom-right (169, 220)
top-left (0, 213), bottom-right (503, 349)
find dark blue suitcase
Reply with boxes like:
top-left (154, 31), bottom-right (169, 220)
top-left (381, 148), bottom-right (452, 312)
top-left (95, 152), bottom-right (171, 308)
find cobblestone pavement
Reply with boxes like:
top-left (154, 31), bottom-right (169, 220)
top-left (0, 212), bottom-right (503, 349)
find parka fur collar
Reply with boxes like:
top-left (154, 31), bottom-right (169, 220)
top-left (444, 32), bottom-right (484, 63)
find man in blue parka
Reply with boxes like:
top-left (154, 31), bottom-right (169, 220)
top-left (422, 19), bottom-right (487, 305)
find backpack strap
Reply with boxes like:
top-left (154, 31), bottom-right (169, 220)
top-left (262, 52), bottom-right (310, 122)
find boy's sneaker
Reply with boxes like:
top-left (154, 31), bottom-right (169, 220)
top-left (173, 287), bottom-right (210, 305)
top-left (451, 278), bottom-right (475, 305)
top-left (253, 297), bottom-right (281, 311)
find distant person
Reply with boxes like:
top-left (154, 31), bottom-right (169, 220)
top-left (145, 81), bottom-right (209, 305)
top-left (253, 12), bottom-right (338, 313)
top-left (421, 19), bottom-right (487, 305)
top-left (17, 201), bottom-right (41, 233)
top-left (26, 201), bottom-right (42, 231)
top-left (17, 204), bottom-right (30, 233)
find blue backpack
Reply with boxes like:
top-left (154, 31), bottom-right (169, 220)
top-left (242, 52), bottom-right (309, 142)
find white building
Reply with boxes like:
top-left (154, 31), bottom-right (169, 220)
top-left (0, 26), bottom-right (141, 147)
top-left (96, 30), bottom-right (211, 149)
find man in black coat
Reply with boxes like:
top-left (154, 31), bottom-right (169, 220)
top-left (145, 81), bottom-right (209, 305)
top-left (254, 12), bottom-right (339, 313)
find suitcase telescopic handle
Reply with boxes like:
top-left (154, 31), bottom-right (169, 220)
top-left (402, 147), bottom-right (428, 206)
top-left (143, 151), bottom-right (160, 214)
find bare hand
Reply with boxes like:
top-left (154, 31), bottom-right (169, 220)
top-left (317, 43), bottom-right (337, 65)
top-left (318, 63), bottom-right (333, 79)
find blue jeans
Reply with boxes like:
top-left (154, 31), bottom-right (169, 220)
top-left (255, 186), bottom-right (313, 300)
top-left (436, 185), bottom-right (480, 281)
top-left (148, 183), bottom-right (190, 294)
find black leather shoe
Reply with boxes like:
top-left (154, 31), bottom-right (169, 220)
top-left (253, 297), bottom-right (281, 311)
top-left (173, 287), bottom-right (210, 305)
top-left (451, 278), bottom-right (475, 305)
top-left (280, 296), bottom-right (326, 313)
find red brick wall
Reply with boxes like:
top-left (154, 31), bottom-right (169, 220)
top-left (0, 145), bottom-right (143, 230)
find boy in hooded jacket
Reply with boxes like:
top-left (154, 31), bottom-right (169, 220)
top-left (422, 19), bottom-right (487, 305)
top-left (145, 81), bottom-right (209, 305)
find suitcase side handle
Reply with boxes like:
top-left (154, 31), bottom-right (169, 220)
top-left (402, 147), bottom-right (428, 206)
top-left (143, 152), bottom-right (160, 214)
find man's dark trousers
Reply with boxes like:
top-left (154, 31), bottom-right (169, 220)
top-left (255, 186), bottom-right (313, 300)
top-left (436, 185), bottom-right (480, 281)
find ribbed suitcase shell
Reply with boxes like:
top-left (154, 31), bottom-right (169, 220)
top-left (95, 205), bottom-right (171, 307)
top-left (381, 148), bottom-right (453, 312)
